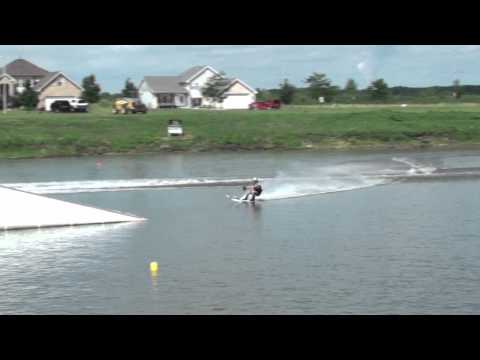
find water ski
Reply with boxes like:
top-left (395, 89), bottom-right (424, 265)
top-left (226, 194), bottom-right (263, 203)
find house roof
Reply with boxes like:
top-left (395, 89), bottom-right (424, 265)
top-left (178, 66), bottom-right (206, 83)
top-left (224, 78), bottom-right (258, 94)
top-left (142, 66), bottom-right (255, 95)
top-left (33, 72), bottom-right (60, 90)
top-left (0, 72), bottom-right (17, 84)
top-left (214, 78), bottom-right (236, 94)
top-left (215, 78), bottom-right (257, 96)
top-left (4, 59), bottom-right (49, 77)
top-left (33, 71), bottom-right (83, 92)
top-left (143, 76), bottom-right (188, 93)
top-left (179, 65), bottom-right (223, 84)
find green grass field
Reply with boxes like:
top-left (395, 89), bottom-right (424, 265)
top-left (2, 102), bottom-right (480, 159)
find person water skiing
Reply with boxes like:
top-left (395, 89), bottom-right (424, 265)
top-left (242, 178), bottom-right (263, 202)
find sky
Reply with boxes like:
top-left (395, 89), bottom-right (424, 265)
top-left (1, 45), bottom-right (479, 93)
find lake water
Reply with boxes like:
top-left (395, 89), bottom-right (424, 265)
top-left (1, 149), bottom-right (480, 314)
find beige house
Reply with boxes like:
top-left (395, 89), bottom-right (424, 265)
top-left (34, 72), bottom-right (83, 110)
top-left (0, 58), bottom-right (82, 110)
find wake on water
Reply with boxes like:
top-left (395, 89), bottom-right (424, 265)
top-left (256, 164), bottom-right (393, 201)
top-left (1, 178), bottom-right (252, 195)
top-left (1, 157), bottom-right (440, 200)
top-left (391, 157), bottom-right (436, 175)
top-left (258, 157), bottom-right (443, 200)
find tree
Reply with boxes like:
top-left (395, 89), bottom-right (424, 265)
top-left (344, 78), bottom-right (358, 101)
top-left (345, 79), bottom-right (358, 93)
top-left (17, 80), bottom-right (39, 110)
top-left (256, 88), bottom-right (277, 101)
top-left (278, 79), bottom-right (296, 104)
top-left (453, 79), bottom-right (462, 99)
top-left (368, 78), bottom-right (389, 101)
top-left (100, 92), bottom-right (113, 101)
top-left (305, 72), bottom-right (338, 102)
top-left (81, 74), bottom-right (101, 103)
top-left (202, 72), bottom-right (228, 103)
top-left (121, 78), bottom-right (138, 98)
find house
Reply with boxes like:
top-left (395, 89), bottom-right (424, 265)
top-left (139, 65), bottom-right (257, 110)
top-left (0, 59), bottom-right (83, 110)
top-left (0, 72), bottom-right (17, 108)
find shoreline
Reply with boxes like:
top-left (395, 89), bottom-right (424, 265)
top-left (2, 141), bottom-right (480, 160)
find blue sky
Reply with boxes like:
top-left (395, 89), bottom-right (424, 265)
top-left (1, 45), bottom-right (479, 92)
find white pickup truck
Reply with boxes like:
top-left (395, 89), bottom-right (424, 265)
top-left (69, 98), bottom-right (89, 112)
top-left (45, 97), bottom-right (89, 112)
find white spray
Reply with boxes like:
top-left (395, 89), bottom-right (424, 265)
top-left (259, 163), bottom-right (391, 201)
top-left (392, 157), bottom-right (436, 175)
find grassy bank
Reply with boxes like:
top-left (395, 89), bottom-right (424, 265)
top-left (2, 103), bottom-right (480, 158)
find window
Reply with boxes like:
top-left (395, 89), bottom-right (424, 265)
top-left (179, 95), bottom-right (184, 103)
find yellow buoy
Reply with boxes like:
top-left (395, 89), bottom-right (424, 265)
top-left (150, 261), bottom-right (158, 273)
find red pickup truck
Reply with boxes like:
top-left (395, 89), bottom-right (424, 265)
top-left (249, 100), bottom-right (281, 110)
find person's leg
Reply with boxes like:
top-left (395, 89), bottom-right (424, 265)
top-left (250, 193), bottom-right (256, 202)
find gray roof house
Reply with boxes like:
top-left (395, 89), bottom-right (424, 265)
top-left (178, 66), bottom-right (205, 83)
top-left (3, 58), bottom-right (50, 78)
top-left (138, 65), bottom-right (257, 110)
top-left (0, 58), bottom-right (83, 110)
top-left (143, 76), bottom-right (189, 94)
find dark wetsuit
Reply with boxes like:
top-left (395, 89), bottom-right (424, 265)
top-left (249, 184), bottom-right (263, 201)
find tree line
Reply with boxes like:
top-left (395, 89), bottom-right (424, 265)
top-left (256, 73), bottom-right (470, 105)
top-left (13, 71), bottom-right (474, 110)
top-left (81, 76), bottom-right (138, 103)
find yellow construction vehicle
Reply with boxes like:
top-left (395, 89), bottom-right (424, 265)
top-left (112, 99), bottom-right (129, 114)
top-left (112, 98), bottom-right (148, 114)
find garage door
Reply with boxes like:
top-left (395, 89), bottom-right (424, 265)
top-left (45, 97), bottom-right (76, 111)
top-left (222, 94), bottom-right (253, 110)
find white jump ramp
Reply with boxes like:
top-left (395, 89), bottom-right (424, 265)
top-left (0, 185), bottom-right (146, 231)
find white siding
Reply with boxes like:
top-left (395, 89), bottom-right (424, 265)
top-left (188, 68), bottom-right (217, 88)
top-left (201, 97), bottom-right (214, 107)
top-left (174, 94), bottom-right (188, 107)
top-left (220, 81), bottom-right (256, 109)
top-left (221, 94), bottom-right (256, 109)
top-left (139, 81), bottom-right (158, 109)
top-left (185, 68), bottom-right (218, 107)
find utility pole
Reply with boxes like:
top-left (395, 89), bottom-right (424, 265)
top-left (2, 84), bottom-right (6, 114)
top-left (0, 56), bottom-right (5, 114)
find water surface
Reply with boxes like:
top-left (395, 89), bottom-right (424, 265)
top-left (1, 149), bottom-right (480, 314)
